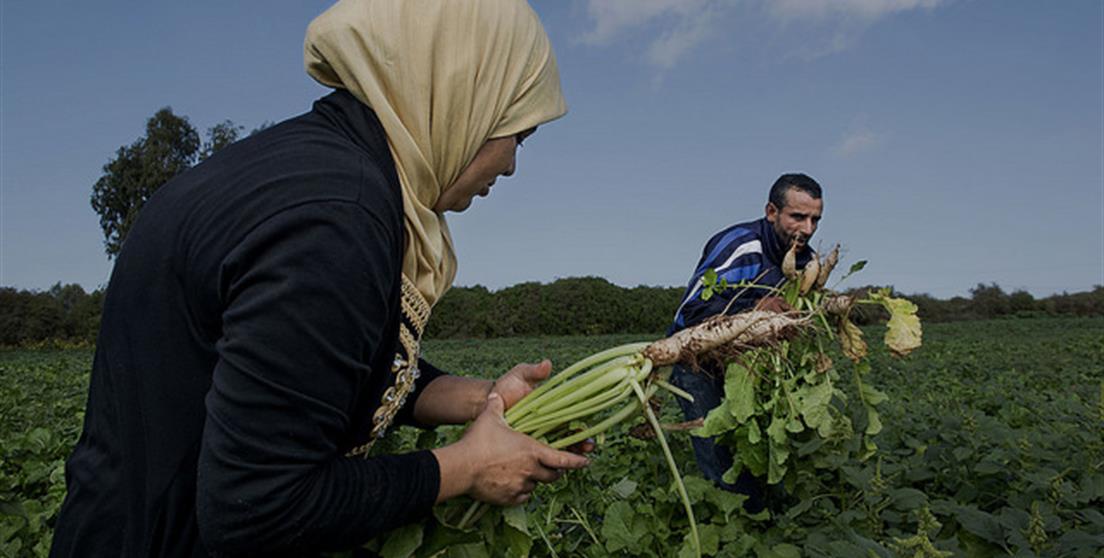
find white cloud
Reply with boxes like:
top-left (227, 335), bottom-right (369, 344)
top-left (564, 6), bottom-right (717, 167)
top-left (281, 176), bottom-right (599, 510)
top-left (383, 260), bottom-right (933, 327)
top-left (579, 0), bottom-right (714, 46)
top-left (578, 0), bottom-right (724, 70)
top-left (765, 0), bottom-right (948, 23)
top-left (578, 0), bottom-right (952, 69)
top-left (835, 127), bottom-right (883, 157)
top-left (646, 7), bottom-right (719, 69)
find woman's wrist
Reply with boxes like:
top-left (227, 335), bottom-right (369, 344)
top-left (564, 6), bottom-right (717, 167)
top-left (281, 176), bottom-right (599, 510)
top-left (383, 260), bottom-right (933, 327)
top-left (471, 379), bottom-right (495, 422)
top-left (430, 441), bottom-right (475, 504)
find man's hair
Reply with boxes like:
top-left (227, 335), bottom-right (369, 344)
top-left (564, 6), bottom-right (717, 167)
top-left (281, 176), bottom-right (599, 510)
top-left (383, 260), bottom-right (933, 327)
top-left (768, 173), bottom-right (822, 209)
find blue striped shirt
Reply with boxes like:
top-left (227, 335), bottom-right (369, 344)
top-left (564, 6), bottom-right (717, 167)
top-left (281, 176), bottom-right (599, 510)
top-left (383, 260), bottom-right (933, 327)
top-left (669, 217), bottom-right (811, 333)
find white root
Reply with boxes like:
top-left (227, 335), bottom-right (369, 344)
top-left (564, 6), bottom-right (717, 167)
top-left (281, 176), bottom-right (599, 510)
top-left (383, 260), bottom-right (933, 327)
top-left (800, 252), bottom-right (820, 294)
top-left (642, 311), bottom-right (809, 366)
top-left (816, 244), bottom-right (840, 289)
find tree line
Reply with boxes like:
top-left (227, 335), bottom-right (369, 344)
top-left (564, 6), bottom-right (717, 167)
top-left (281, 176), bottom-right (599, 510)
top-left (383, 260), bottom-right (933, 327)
top-left (4, 106), bottom-right (1099, 347)
top-left (2, 280), bottom-right (1101, 347)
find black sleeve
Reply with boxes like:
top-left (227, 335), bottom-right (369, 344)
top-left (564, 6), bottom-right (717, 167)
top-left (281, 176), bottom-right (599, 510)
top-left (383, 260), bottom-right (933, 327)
top-left (196, 200), bottom-right (440, 556)
top-left (391, 358), bottom-right (448, 428)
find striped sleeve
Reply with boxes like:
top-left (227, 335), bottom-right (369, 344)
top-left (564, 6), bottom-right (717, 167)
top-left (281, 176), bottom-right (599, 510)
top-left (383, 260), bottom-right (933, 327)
top-left (672, 229), bottom-right (766, 330)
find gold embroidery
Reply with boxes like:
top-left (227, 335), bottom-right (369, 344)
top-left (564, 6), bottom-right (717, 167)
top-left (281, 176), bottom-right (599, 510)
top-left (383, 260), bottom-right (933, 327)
top-left (346, 275), bottom-right (429, 457)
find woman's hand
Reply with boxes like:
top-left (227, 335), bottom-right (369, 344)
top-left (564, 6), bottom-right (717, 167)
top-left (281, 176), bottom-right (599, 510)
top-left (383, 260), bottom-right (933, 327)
top-left (431, 393), bottom-right (589, 506)
top-left (491, 360), bottom-right (597, 454)
top-left (490, 360), bottom-right (552, 410)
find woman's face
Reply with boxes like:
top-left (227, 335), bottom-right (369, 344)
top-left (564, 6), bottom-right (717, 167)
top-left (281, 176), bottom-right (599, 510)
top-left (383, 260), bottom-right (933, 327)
top-left (434, 129), bottom-right (535, 213)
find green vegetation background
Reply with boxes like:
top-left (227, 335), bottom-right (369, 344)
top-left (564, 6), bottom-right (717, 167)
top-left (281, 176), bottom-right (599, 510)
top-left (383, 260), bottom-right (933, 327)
top-left (3, 279), bottom-right (1103, 347)
top-left (2, 318), bottom-right (1102, 556)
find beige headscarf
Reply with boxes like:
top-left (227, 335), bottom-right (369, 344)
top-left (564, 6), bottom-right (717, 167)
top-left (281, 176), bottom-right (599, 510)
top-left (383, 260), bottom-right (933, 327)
top-left (304, 0), bottom-right (567, 307)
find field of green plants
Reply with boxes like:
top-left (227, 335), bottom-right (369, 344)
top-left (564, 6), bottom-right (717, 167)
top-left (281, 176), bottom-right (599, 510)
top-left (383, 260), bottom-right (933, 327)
top-left (2, 317), bottom-right (1102, 557)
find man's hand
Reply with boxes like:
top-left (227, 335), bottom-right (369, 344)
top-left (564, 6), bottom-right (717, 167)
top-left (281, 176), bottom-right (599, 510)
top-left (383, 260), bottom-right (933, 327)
top-left (432, 393), bottom-right (590, 506)
top-left (754, 296), bottom-right (793, 314)
top-left (490, 360), bottom-right (552, 410)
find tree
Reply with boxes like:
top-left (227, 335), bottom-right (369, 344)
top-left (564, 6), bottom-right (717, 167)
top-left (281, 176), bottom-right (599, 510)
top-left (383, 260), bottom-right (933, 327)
top-left (969, 282), bottom-right (1011, 318)
top-left (90, 108), bottom-right (243, 256)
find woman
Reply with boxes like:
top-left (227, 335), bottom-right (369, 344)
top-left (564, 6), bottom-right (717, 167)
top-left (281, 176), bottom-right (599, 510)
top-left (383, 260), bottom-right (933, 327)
top-left (50, 1), bottom-right (587, 555)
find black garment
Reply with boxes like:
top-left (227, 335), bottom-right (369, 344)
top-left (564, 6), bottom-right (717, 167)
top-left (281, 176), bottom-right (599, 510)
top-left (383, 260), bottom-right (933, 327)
top-left (51, 91), bottom-right (446, 557)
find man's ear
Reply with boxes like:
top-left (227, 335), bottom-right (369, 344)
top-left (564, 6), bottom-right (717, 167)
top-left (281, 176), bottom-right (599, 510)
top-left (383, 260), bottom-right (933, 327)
top-left (765, 202), bottom-right (779, 223)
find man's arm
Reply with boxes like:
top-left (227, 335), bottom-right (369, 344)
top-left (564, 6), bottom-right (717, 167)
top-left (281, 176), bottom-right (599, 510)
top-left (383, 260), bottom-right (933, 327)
top-left (674, 238), bottom-right (770, 330)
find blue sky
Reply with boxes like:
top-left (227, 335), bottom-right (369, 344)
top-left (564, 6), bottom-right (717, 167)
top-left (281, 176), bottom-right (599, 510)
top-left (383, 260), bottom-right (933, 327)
top-left (2, 0), bottom-right (1102, 299)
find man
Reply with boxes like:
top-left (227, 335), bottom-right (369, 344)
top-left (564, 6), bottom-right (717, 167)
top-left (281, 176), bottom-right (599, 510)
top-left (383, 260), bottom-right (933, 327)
top-left (667, 173), bottom-right (823, 512)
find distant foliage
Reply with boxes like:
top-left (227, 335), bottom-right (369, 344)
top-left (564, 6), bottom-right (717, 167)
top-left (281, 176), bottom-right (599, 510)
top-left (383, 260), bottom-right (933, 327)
top-left (89, 109), bottom-right (244, 257)
top-left (1, 280), bottom-right (1102, 347)
top-left (426, 277), bottom-right (684, 338)
top-left (0, 284), bottom-right (102, 346)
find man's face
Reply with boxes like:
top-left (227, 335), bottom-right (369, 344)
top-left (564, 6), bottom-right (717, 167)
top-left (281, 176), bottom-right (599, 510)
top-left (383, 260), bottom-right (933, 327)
top-left (765, 188), bottom-right (823, 249)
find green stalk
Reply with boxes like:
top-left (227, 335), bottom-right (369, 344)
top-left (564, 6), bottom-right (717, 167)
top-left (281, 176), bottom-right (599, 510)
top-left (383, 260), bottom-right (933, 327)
top-left (457, 501), bottom-right (483, 530)
top-left (526, 360), bottom-right (633, 416)
top-left (654, 378), bottom-right (694, 403)
top-left (629, 378), bottom-right (700, 558)
top-left (507, 346), bottom-right (645, 423)
top-left (521, 383), bottom-right (636, 438)
top-left (547, 396), bottom-right (644, 449)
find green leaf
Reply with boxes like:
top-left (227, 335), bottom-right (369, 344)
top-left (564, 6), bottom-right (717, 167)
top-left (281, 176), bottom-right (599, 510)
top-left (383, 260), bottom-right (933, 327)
top-left (954, 506), bottom-right (1006, 545)
top-left (865, 408), bottom-right (883, 436)
top-left (501, 505), bottom-right (529, 536)
top-left (610, 477), bottom-right (638, 499)
top-left (757, 542), bottom-right (802, 558)
top-left (849, 260), bottom-right (867, 274)
top-left (799, 381), bottom-right (833, 429)
top-left (379, 523), bottom-right (423, 558)
top-left (859, 383), bottom-right (888, 406)
top-left (785, 417), bottom-right (804, 433)
top-left (500, 521), bottom-right (533, 558)
top-left (725, 361), bottom-right (758, 423)
top-left (601, 501), bottom-right (637, 553)
top-left (747, 419), bottom-right (762, 444)
top-left (447, 542), bottom-right (492, 558)
top-left (766, 415), bottom-right (787, 445)
top-left (888, 488), bottom-right (928, 510)
top-left (700, 269), bottom-right (718, 301)
top-left (696, 402), bottom-right (737, 437)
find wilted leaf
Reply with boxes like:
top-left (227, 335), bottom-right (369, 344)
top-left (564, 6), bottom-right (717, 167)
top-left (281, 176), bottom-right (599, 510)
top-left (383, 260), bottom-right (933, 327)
top-left (871, 293), bottom-right (923, 357)
top-left (838, 318), bottom-right (868, 362)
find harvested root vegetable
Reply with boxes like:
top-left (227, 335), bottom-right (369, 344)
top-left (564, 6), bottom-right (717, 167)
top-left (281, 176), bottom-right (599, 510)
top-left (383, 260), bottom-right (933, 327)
top-left (642, 311), bottom-right (808, 367)
top-left (782, 240), bottom-right (798, 281)
top-left (816, 244), bottom-right (840, 289)
top-left (800, 252), bottom-right (820, 294)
